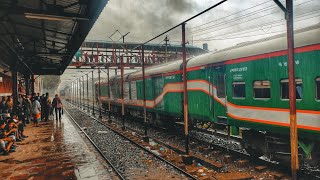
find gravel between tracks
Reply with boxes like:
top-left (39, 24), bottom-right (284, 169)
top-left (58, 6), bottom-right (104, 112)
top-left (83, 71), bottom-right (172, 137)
top-left (71, 103), bottom-right (320, 179)
top-left (112, 116), bottom-right (292, 179)
top-left (65, 105), bottom-right (190, 180)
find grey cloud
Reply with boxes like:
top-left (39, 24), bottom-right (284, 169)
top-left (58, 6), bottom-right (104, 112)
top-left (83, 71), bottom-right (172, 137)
top-left (87, 0), bottom-right (198, 42)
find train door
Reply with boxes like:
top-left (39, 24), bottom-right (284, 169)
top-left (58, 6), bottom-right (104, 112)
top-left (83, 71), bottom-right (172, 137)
top-left (207, 67), bottom-right (215, 118)
top-left (152, 76), bottom-right (164, 110)
top-left (213, 66), bottom-right (228, 124)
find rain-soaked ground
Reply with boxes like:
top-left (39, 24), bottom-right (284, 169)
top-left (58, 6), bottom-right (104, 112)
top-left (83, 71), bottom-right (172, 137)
top-left (0, 115), bottom-right (114, 180)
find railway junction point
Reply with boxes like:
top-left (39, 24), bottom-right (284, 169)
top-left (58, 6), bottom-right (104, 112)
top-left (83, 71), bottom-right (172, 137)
top-left (0, 0), bottom-right (319, 180)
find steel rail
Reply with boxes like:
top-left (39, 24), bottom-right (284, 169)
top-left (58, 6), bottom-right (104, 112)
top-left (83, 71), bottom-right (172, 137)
top-left (66, 101), bottom-right (196, 180)
top-left (96, 120), bottom-right (197, 180)
top-left (69, 100), bottom-right (320, 179)
top-left (71, 101), bottom-right (320, 179)
top-left (64, 107), bottom-right (126, 180)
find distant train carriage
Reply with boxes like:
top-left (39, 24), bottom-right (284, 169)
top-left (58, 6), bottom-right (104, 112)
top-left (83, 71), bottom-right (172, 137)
top-left (97, 25), bottom-right (320, 162)
top-left (60, 90), bottom-right (66, 97)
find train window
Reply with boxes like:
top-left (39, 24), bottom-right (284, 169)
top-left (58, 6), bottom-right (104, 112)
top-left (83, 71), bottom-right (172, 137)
top-left (217, 75), bottom-right (226, 98)
top-left (316, 77), bottom-right (320, 100)
top-left (280, 79), bottom-right (303, 99)
top-left (232, 82), bottom-right (245, 98)
top-left (253, 81), bottom-right (270, 99)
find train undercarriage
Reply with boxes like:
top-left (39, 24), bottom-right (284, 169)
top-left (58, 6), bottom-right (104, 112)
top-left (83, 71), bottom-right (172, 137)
top-left (104, 102), bottom-right (320, 167)
top-left (242, 129), bottom-right (320, 166)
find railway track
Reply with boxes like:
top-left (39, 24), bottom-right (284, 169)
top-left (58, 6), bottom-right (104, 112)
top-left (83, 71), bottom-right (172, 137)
top-left (70, 101), bottom-right (320, 179)
top-left (64, 102), bottom-right (196, 180)
top-left (127, 117), bottom-right (320, 180)
top-left (113, 118), bottom-right (289, 179)
top-left (64, 107), bottom-right (125, 180)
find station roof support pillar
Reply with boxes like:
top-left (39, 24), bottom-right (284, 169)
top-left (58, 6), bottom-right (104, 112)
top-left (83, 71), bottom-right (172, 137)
top-left (24, 74), bottom-right (30, 96)
top-left (11, 65), bottom-right (19, 115)
top-left (30, 75), bottom-right (35, 96)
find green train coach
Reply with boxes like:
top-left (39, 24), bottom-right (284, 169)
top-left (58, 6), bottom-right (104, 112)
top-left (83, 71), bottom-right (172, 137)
top-left (97, 25), bottom-right (320, 162)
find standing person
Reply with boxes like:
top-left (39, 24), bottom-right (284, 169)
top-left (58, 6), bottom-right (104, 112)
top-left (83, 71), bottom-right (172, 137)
top-left (52, 94), bottom-right (63, 121)
top-left (0, 97), bottom-right (5, 107)
top-left (31, 97), bottom-right (41, 127)
top-left (17, 101), bottom-right (25, 126)
top-left (1, 97), bottom-right (8, 121)
top-left (44, 93), bottom-right (51, 122)
top-left (23, 96), bottom-right (32, 125)
top-left (18, 94), bottom-right (23, 105)
top-left (6, 96), bottom-right (13, 114)
top-left (36, 93), bottom-right (40, 101)
top-left (0, 97), bottom-right (6, 121)
top-left (40, 94), bottom-right (45, 121)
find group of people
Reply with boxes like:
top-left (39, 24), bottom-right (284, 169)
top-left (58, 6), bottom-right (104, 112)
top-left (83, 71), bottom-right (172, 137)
top-left (0, 93), bottom-right (63, 155)
top-left (29, 93), bottom-right (63, 126)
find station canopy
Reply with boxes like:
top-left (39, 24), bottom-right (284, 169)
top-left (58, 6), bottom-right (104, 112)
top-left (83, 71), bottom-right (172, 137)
top-left (0, 0), bottom-right (108, 75)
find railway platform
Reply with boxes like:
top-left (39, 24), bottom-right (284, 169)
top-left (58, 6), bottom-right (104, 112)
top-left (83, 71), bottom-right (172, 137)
top-left (0, 115), bottom-right (112, 180)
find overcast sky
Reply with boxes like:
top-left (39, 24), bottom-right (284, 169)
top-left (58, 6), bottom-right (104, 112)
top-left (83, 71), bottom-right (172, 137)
top-left (59, 0), bottom-right (319, 91)
top-left (86, 0), bottom-right (320, 51)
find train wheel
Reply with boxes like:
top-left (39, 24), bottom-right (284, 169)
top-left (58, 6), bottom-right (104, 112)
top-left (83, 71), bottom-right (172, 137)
top-left (245, 146), bottom-right (263, 159)
top-left (311, 143), bottom-right (320, 166)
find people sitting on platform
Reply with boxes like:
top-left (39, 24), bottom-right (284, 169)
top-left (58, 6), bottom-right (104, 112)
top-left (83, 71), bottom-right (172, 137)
top-left (0, 111), bottom-right (29, 155)
top-left (0, 121), bottom-right (15, 155)
top-left (52, 94), bottom-right (63, 121)
top-left (12, 115), bottom-right (27, 141)
top-left (5, 116), bottom-right (17, 141)
top-left (31, 96), bottom-right (41, 127)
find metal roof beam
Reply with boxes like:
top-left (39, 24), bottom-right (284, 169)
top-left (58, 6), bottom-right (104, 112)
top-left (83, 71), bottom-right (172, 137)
top-left (0, 5), bottom-right (90, 21)
top-left (63, 2), bottom-right (80, 9)
top-left (273, 0), bottom-right (287, 14)
top-left (1, 20), bottom-right (73, 36)
top-left (0, 39), bottom-right (33, 74)
top-left (0, 32), bottom-right (69, 43)
top-left (21, 39), bottom-right (65, 51)
top-left (24, 52), bottom-right (70, 56)
top-left (19, 38), bottom-right (68, 46)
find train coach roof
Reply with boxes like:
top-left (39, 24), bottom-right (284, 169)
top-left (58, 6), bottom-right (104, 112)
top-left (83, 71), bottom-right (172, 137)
top-left (106, 24), bottom-right (319, 82)
top-left (109, 72), bottom-right (134, 83)
top-left (128, 59), bottom-right (183, 79)
top-left (187, 24), bottom-right (320, 68)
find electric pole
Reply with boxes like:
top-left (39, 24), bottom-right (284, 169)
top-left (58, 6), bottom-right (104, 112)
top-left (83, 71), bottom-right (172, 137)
top-left (164, 35), bottom-right (169, 63)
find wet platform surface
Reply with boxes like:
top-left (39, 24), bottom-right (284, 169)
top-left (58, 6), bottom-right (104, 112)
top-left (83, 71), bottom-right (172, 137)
top-left (0, 114), bottom-right (112, 180)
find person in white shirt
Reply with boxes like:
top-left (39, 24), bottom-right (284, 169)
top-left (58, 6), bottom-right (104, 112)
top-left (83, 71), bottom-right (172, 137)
top-left (31, 97), bottom-right (41, 127)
